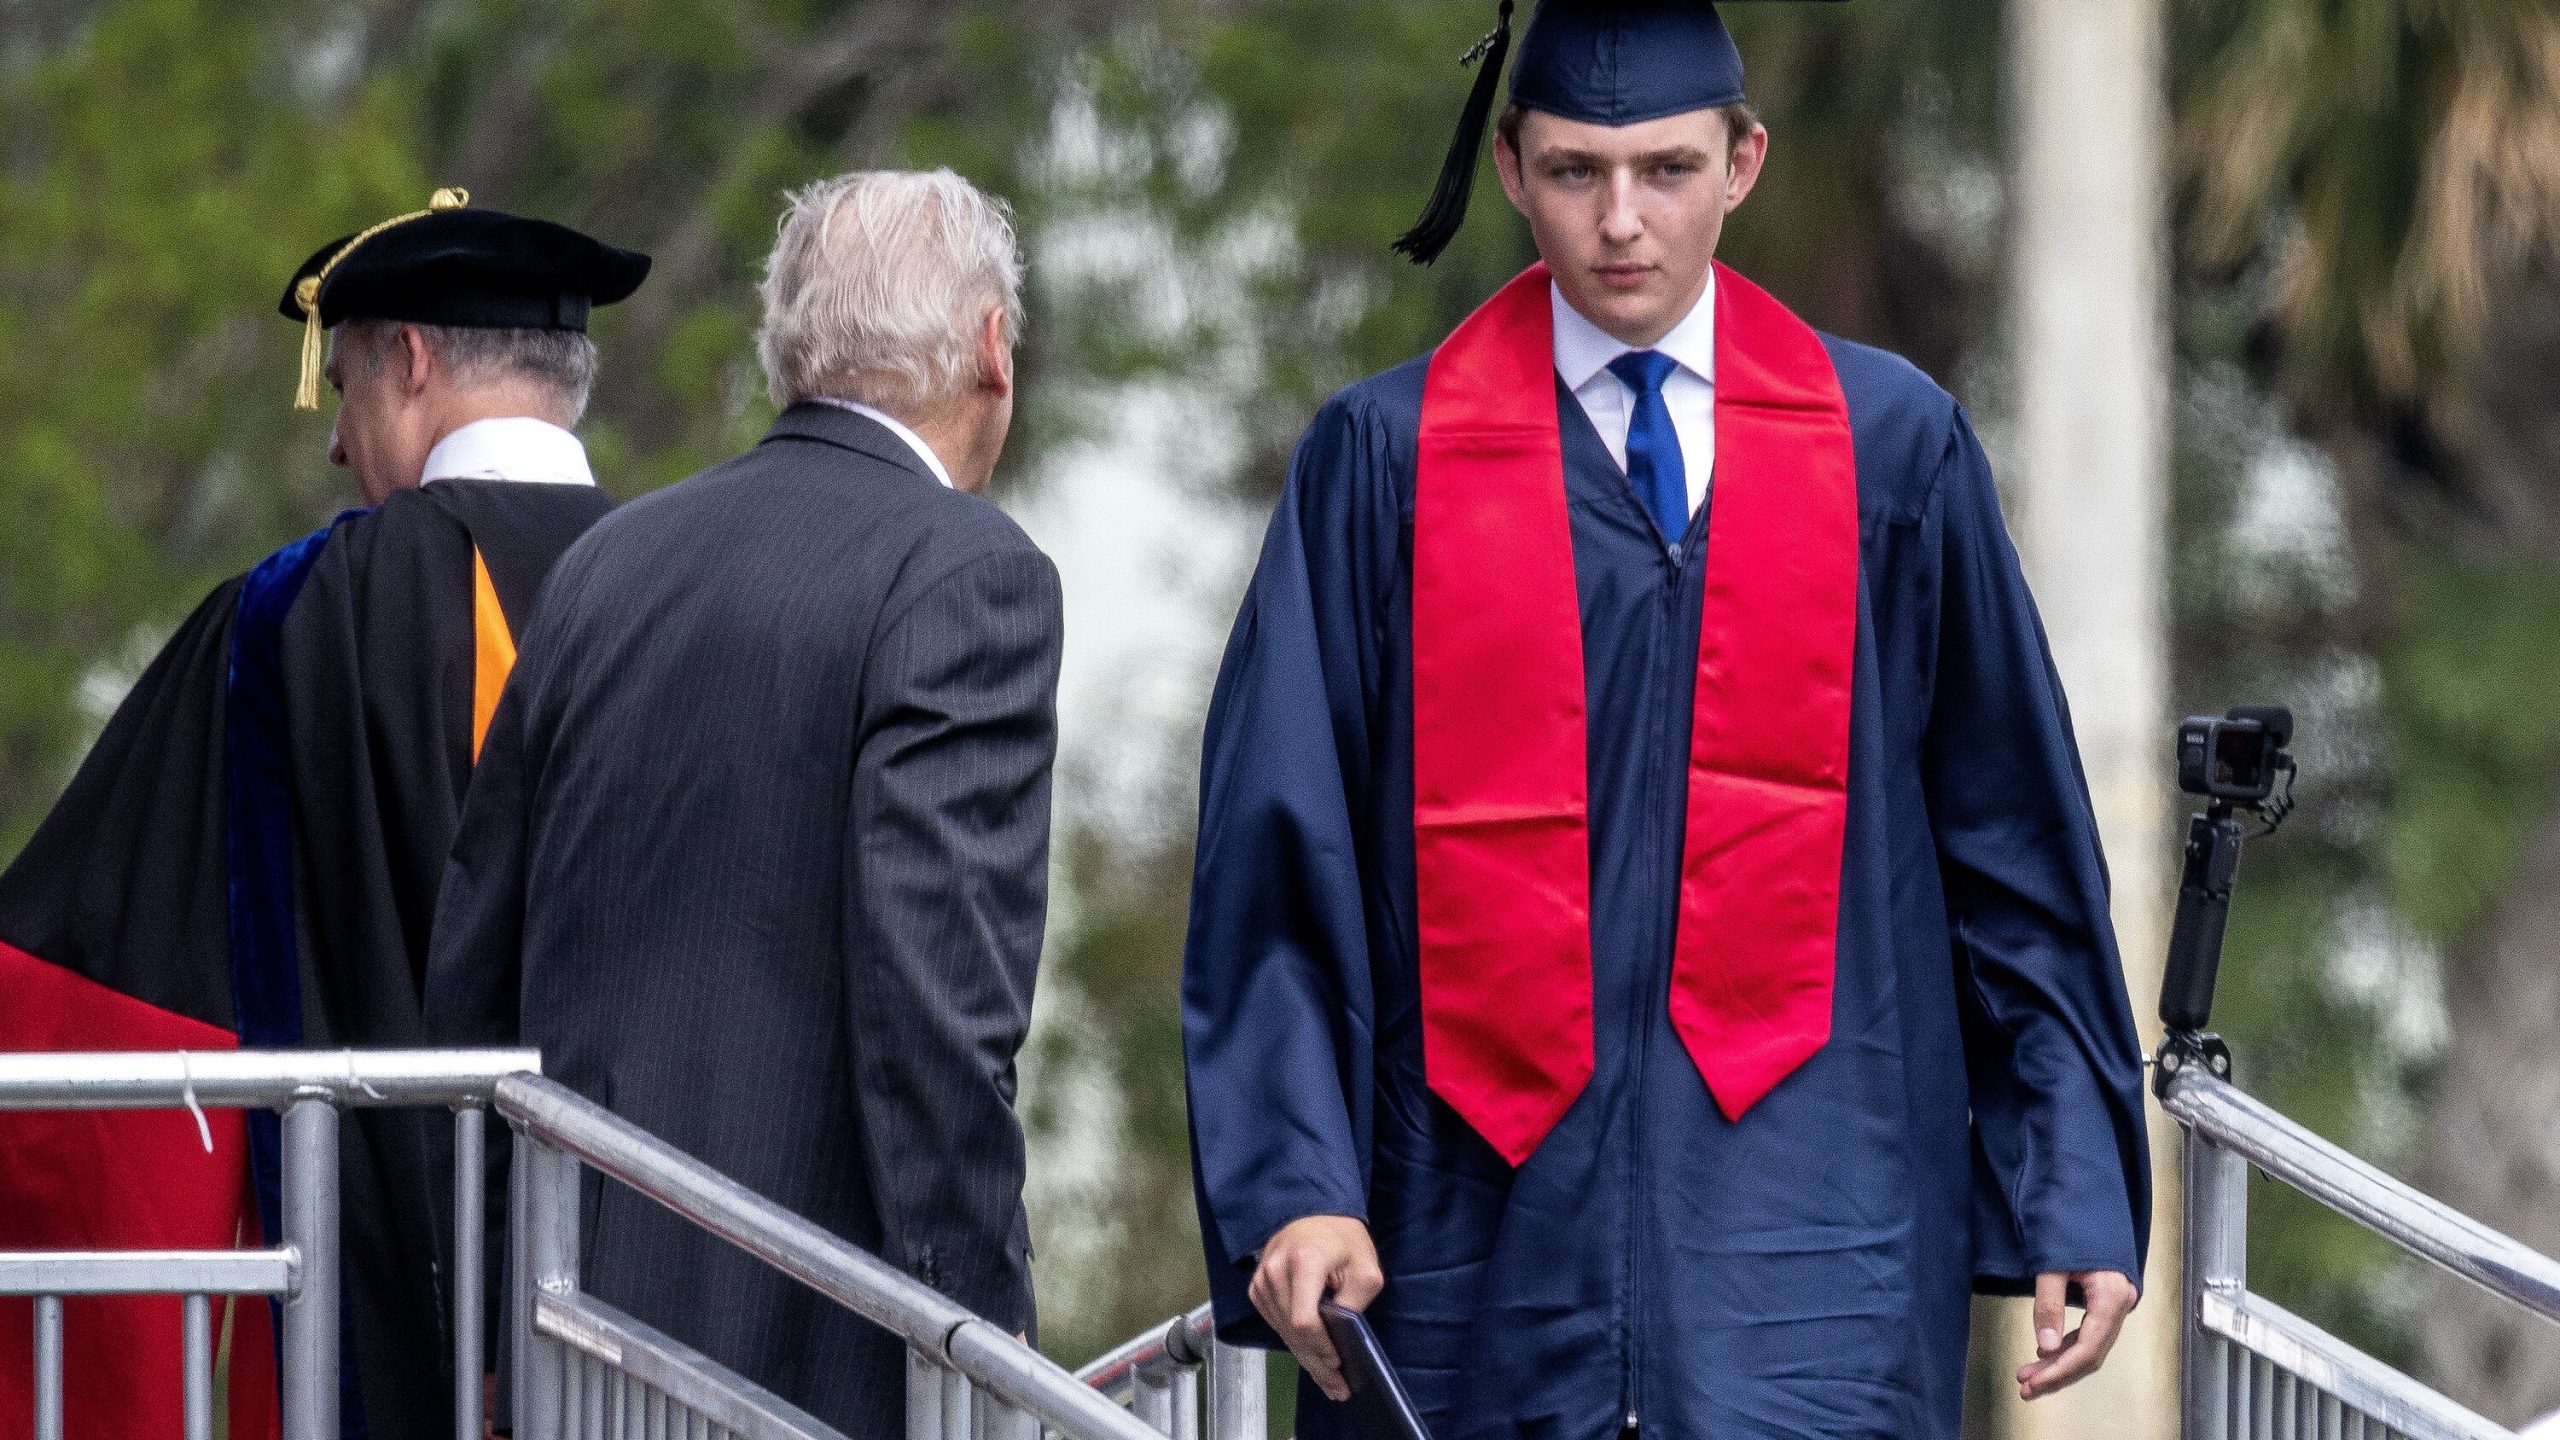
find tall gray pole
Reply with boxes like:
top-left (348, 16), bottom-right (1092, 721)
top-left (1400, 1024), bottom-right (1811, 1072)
top-left (2004, 0), bottom-right (2177, 1434)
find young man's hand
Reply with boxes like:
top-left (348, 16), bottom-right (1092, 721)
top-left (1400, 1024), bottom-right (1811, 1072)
top-left (2016, 1269), bottom-right (2139, 1400)
top-left (1248, 1215), bottom-right (1384, 1403)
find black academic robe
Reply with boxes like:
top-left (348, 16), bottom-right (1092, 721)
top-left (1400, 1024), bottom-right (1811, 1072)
top-left (1182, 342), bottom-right (2151, 1439)
top-left (0, 478), bottom-right (612, 1440)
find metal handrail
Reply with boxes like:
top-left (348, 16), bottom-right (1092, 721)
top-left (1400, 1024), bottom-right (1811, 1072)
top-left (1077, 1304), bottom-right (1213, 1398)
top-left (0, 1047), bottom-right (540, 1108)
top-left (1074, 1303), bottom-right (1269, 1440)
top-left (2160, 1065), bottom-right (2560, 1324)
top-left (490, 1073), bottom-right (1159, 1440)
top-left (0, 1251), bottom-right (294, 1297)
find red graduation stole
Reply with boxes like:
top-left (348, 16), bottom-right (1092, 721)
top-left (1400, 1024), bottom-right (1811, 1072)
top-left (1413, 261), bottom-right (1859, 1165)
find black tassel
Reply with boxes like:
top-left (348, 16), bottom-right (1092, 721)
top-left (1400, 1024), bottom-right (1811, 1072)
top-left (1392, 0), bottom-right (1515, 265)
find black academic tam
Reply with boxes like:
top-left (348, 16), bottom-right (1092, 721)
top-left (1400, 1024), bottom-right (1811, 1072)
top-left (277, 188), bottom-right (650, 410)
top-left (279, 196), bottom-right (649, 333)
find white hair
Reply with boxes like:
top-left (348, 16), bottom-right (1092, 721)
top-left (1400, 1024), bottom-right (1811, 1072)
top-left (755, 169), bottom-right (1025, 416)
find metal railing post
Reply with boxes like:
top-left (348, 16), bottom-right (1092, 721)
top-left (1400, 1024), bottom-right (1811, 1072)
top-left (452, 1104), bottom-right (486, 1440)
top-left (940, 1367), bottom-right (970, 1440)
top-left (908, 1349), bottom-right (945, 1440)
top-left (1205, 1341), bottom-right (1266, 1440)
top-left (507, 1125), bottom-right (533, 1438)
top-left (281, 1094), bottom-right (340, 1440)
top-left (2184, 1121), bottom-right (2249, 1440)
top-left (519, 1137), bottom-right (580, 1440)
top-left (978, 1391), bottom-right (1040, 1440)
top-left (184, 1292), bottom-right (213, 1440)
top-left (32, 1294), bottom-right (62, 1440)
top-left (1133, 1363), bottom-right (1175, 1435)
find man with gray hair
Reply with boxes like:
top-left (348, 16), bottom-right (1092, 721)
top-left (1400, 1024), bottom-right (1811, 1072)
top-left (428, 168), bottom-right (1060, 1434)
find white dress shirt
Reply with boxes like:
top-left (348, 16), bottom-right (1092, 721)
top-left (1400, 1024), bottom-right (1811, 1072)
top-left (419, 417), bottom-right (596, 487)
top-left (810, 397), bottom-right (955, 489)
top-left (1551, 275), bottom-right (1716, 522)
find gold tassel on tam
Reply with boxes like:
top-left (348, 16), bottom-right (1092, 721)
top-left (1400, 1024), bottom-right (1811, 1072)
top-left (293, 276), bottom-right (327, 411)
top-left (293, 186), bottom-right (471, 411)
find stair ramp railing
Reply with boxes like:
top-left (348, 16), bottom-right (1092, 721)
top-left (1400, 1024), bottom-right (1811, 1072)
top-left (0, 1049), bottom-right (525, 1440)
top-left (2160, 1052), bottom-right (2560, 1440)
top-left (2157, 703), bottom-right (2560, 1439)
top-left (0, 1050), bottom-right (1162, 1440)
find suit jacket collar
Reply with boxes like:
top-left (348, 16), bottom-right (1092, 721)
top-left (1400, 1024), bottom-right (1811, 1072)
top-left (762, 401), bottom-right (942, 486)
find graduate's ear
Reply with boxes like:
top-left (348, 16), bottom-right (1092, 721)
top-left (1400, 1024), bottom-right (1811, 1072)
top-left (1723, 118), bottom-right (1770, 216)
top-left (1493, 120), bottom-right (1530, 217)
top-left (976, 304), bottom-right (1013, 401)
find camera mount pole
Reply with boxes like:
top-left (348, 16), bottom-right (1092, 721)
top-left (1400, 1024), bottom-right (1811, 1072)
top-left (2156, 800), bottom-right (2245, 1095)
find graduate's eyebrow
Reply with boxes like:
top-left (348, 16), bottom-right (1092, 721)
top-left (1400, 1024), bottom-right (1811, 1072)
top-left (1534, 143), bottom-right (1716, 171)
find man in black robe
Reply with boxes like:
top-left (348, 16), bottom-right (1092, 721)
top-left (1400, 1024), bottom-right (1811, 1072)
top-left (0, 191), bottom-right (647, 1440)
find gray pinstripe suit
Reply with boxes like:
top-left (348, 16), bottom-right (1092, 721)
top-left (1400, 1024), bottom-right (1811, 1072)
top-left (428, 402), bottom-right (1062, 1435)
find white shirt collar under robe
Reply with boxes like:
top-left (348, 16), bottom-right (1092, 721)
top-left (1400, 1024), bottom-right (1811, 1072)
top-left (809, 396), bottom-right (956, 490)
top-left (419, 417), bottom-right (597, 488)
top-left (1550, 274), bottom-right (1717, 523)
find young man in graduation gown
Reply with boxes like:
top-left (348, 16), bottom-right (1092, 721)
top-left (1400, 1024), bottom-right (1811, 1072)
top-left (0, 192), bottom-right (646, 1440)
top-left (1181, 4), bottom-right (2152, 1436)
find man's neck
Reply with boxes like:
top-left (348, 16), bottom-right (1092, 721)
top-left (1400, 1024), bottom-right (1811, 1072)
top-left (902, 409), bottom-right (978, 492)
top-left (877, 397), bottom-right (1001, 495)
top-left (425, 387), bottom-right (575, 450)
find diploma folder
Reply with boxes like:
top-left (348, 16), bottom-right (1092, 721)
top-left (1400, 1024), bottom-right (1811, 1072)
top-left (1319, 1301), bottom-right (1434, 1440)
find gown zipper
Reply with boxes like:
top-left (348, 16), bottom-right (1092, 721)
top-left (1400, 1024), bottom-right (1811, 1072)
top-left (1625, 532), bottom-right (1692, 1435)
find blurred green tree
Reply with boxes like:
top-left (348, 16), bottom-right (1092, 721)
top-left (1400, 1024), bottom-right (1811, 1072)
top-left (0, 0), bottom-right (1128, 851)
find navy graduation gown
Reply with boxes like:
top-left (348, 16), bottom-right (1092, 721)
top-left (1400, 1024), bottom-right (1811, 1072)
top-left (1181, 338), bottom-right (2150, 1439)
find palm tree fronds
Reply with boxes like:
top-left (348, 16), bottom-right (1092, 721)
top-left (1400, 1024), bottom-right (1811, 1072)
top-left (2178, 0), bottom-right (2560, 404)
top-left (2414, 11), bottom-right (2560, 348)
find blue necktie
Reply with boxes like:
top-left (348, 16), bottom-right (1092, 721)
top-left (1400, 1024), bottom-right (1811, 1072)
top-left (1607, 349), bottom-right (1689, 547)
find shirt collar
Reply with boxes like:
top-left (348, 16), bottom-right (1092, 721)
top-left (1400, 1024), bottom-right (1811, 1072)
top-left (1550, 271), bottom-right (1718, 391)
top-left (808, 397), bottom-right (955, 489)
top-left (420, 417), bottom-right (596, 487)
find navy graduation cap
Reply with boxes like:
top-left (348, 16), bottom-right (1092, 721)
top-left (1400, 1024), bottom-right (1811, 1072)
top-left (1395, 0), bottom-right (1848, 263)
top-left (279, 188), bottom-right (650, 409)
